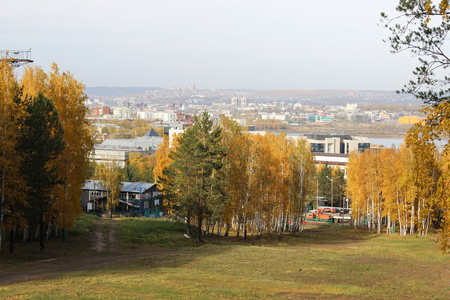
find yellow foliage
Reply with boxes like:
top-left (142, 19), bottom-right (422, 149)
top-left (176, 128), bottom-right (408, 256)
top-left (0, 60), bottom-right (28, 232)
top-left (21, 63), bottom-right (94, 229)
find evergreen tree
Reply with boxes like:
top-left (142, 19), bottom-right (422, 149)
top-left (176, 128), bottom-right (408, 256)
top-left (18, 93), bottom-right (65, 252)
top-left (21, 64), bottom-right (94, 241)
top-left (169, 112), bottom-right (226, 242)
top-left (317, 164), bottom-right (332, 204)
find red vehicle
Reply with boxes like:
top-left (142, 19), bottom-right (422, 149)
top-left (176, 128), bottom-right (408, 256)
top-left (307, 211), bottom-right (332, 221)
top-left (318, 207), bottom-right (338, 213)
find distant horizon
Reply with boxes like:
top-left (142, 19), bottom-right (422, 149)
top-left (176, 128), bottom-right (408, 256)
top-left (4, 1), bottom-right (411, 91)
top-left (85, 86), bottom-right (400, 93)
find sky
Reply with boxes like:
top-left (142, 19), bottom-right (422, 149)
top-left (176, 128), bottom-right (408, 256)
top-left (1, 0), bottom-right (416, 91)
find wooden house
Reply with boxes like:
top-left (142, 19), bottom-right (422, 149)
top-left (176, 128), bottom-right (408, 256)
top-left (81, 180), bottom-right (161, 217)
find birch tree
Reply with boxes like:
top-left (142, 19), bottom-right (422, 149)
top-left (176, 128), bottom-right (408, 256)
top-left (0, 61), bottom-right (27, 253)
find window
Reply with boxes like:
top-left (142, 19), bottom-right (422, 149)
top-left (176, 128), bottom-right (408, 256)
top-left (327, 143), bottom-right (333, 153)
top-left (144, 201), bottom-right (149, 209)
top-left (310, 143), bottom-right (325, 153)
top-left (358, 143), bottom-right (370, 152)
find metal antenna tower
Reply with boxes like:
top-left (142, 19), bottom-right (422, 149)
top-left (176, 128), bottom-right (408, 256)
top-left (0, 50), bottom-right (33, 67)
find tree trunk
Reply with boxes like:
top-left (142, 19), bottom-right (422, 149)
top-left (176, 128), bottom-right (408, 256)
top-left (211, 220), bottom-right (215, 237)
top-left (397, 191), bottom-right (402, 235)
top-left (46, 222), bottom-right (52, 241)
top-left (9, 227), bottom-right (14, 254)
top-left (197, 213), bottom-right (202, 243)
top-left (217, 219), bottom-right (222, 237)
top-left (205, 220), bottom-right (210, 236)
top-left (110, 196), bottom-right (113, 219)
top-left (39, 213), bottom-right (45, 252)
top-left (410, 201), bottom-right (415, 235)
top-left (377, 204), bottom-right (382, 234)
top-left (186, 215), bottom-right (191, 236)
top-left (23, 226), bottom-right (29, 243)
top-left (387, 211), bottom-right (391, 234)
top-left (224, 222), bottom-right (229, 237)
top-left (243, 215), bottom-right (247, 240)
top-left (55, 225), bottom-right (59, 241)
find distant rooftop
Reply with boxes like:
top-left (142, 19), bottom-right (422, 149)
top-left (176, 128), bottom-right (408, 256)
top-left (302, 134), bottom-right (352, 140)
top-left (143, 128), bottom-right (160, 137)
top-left (95, 129), bottom-right (163, 151)
top-left (82, 180), bottom-right (155, 193)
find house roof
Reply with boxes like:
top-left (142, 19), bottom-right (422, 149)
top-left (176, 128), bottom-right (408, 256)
top-left (82, 180), bottom-right (156, 193)
top-left (143, 128), bottom-right (160, 137)
top-left (94, 134), bottom-right (164, 150)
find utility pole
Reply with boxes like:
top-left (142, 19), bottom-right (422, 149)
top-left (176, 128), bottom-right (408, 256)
top-left (326, 175), bottom-right (339, 208)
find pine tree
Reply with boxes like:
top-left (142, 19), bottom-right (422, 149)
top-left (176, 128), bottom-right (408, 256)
top-left (21, 63), bottom-right (94, 241)
top-left (18, 93), bottom-right (65, 252)
top-left (169, 112), bottom-right (226, 242)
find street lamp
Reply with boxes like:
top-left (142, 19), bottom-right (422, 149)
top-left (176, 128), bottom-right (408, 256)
top-left (326, 175), bottom-right (339, 208)
top-left (316, 178), bottom-right (319, 220)
top-left (338, 184), bottom-right (345, 228)
top-left (338, 184), bottom-right (346, 208)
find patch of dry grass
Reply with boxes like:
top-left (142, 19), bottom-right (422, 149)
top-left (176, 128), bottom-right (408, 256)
top-left (0, 220), bottom-right (448, 299)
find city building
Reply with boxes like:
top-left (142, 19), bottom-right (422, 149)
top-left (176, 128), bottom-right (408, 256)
top-left (261, 113), bottom-right (288, 121)
top-left (289, 134), bottom-right (371, 170)
top-left (398, 116), bottom-right (424, 125)
top-left (91, 128), bottom-right (163, 166)
top-left (92, 106), bottom-right (111, 117)
top-left (300, 134), bottom-right (370, 155)
top-left (137, 111), bottom-right (178, 123)
top-left (113, 107), bottom-right (131, 119)
top-left (241, 97), bottom-right (247, 107)
top-left (308, 115), bottom-right (333, 123)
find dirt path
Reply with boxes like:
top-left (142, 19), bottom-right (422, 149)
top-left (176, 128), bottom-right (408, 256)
top-left (92, 218), bottom-right (106, 252)
top-left (0, 250), bottom-right (173, 285)
top-left (108, 218), bottom-right (118, 252)
top-left (0, 218), bottom-right (173, 285)
top-left (91, 218), bottom-right (118, 253)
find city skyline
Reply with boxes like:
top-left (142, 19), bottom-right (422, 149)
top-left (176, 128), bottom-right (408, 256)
top-left (2, 1), bottom-right (414, 91)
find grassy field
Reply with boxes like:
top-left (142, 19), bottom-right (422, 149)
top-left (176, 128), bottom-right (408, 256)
top-left (0, 216), bottom-right (449, 299)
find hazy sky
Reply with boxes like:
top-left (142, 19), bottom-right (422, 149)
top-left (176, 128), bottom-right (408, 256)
top-left (2, 0), bottom-right (414, 91)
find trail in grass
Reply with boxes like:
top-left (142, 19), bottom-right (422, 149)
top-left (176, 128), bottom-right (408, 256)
top-left (92, 218), bottom-right (106, 252)
top-left (108, 218), bottom-right (118, 252)
top-left (91, 218), bottom-right (118, 253)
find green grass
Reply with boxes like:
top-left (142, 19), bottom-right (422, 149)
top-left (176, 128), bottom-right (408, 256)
top-left (116, 218), bottom-right (193, 247)
top-left (0, 219), bottom-right (448, 299)
top-left (68, 215), bottom-right (99, 236)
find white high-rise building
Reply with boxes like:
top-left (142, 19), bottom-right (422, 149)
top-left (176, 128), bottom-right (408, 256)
top-left (113, 107), bottom-right (131, 119)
